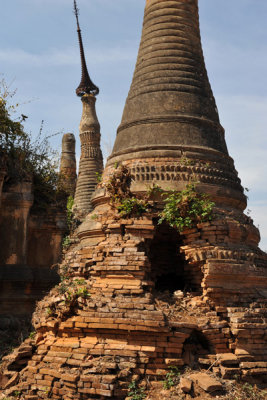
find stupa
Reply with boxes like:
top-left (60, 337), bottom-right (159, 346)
top-left (73, 0), bottom-right (103, 216)
top-left (1, 1), bottom-right (266, 399)
top-left (60, 133), bottom-right (77, 196)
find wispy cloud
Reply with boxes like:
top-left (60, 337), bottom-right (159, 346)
top-left (0, 45), bottom-right (136, 68)
top-left (204, 38), bottom-right (267, 97)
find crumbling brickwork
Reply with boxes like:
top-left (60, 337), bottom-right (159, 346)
top-left (1, 0), bottom-right (266, 399)
top-left (1, 196), bottom-right (266, 398)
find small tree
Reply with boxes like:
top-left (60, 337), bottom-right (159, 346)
top-left (0, 79), bottom-right (67, 212)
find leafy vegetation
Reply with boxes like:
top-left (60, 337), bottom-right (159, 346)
top-left (106, 167), bottom-right (215, 226)
top-left (63, 194), bottom-right (82, 249)
top-left (62, 235), bottom-right (71, 249)
top-left (106, 165), bottom-right (132, 203)
top-left (43, 279), bottom-right (91, 321)
top-left (159, 183), bottom-right (215, 232)
top-left (66, 195), bottom-right (74, 228)
top-left (117, 197), bottom-right (149, 217)
top-left (58, 281), bottom-right (68, 294)
top-left (146, 183), bottom-right (163, 198)
top-left (12, 391), bottom-right (21, 398)
top-left (60, 263), bottom-right (70, 279)
top-left (179, 156), bottom-right (196, 166)
top-left (46, 307), bottom-right (53, 316)
top-left (128, 380), bottom-right (146, 400)
top-left (163, 366), bottom-right (181, 389)
top-left (55, 278), bottom-right (90, 309)
top-left (95, 171), bottom-right (102, 183)
top-left (0, 79), bottom-right (67, 212)
top-left (106, 166), bottom-right (149, 218)
top-left (28, 331), bottom-right (36, 339)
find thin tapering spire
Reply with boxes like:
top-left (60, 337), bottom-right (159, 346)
top-left (73, 0), bottom-right (99, 97)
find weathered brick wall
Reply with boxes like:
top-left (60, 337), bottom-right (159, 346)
top-left (1, 197), bottom-right (266, 399)
top-left (0, 180), bottom-right (64, 334)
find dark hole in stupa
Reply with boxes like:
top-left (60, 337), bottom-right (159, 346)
top-left (147, 223), bottom-right (186, 293)
top-left (182, 330), bottom-right (213, 368)
top-left (155, 272), bottom-right (185, 293)
top-left (146, 222), bottom-right (204, 294)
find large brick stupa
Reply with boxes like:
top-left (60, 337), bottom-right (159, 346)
top-left (1, 1), bottom-right (266, 399)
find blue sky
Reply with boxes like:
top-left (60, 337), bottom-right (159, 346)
top-left (1, 0), bottom-right (267, 250)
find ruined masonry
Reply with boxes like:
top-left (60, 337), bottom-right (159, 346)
top-left (60, 133), bottom-right (77, 197)
top-left (1, 0), bottom-right (267, 399)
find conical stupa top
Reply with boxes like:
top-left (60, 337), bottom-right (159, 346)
top-left (108, 0), bottom-right (227, 163)
top-left (105, 0), bottom-right (246, 210)
top-left (74, 0), bottom-right (99, 97)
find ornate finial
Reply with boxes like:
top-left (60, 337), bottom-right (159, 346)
top-left (73, 0), bottom-right (99, 97)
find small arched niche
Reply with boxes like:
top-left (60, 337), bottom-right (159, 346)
top-left (147, 222), bottom-right (203, 295)
top-left (182, 330), bottom-right (213, 368)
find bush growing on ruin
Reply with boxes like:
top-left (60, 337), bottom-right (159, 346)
top-left (128, 380), bottom-right (146, 400)
top-left (106, 165), bottom-right (149, 217)
top-left (159, 183), bottom-right (215, 232)
top-left (0, 79), bottom-right (67, 211)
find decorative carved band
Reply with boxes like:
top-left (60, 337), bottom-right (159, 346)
top-left (80, 131), bottom-right (100, 143)
top-left (129, 162), bottom-right (241, 191)
top-left (81, 146), bottom-right (102, 159)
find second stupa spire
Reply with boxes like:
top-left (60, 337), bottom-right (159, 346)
top-left (74, 0), bottom-right (99, 97)
top-left (73, 0), bottom-right (103, 217)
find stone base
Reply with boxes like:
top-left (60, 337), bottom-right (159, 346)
top-left (1, 202), bottom-right (267, 399)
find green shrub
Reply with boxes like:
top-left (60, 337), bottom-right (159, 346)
top-left (46, 307), bottom-right (53, 316)
top-left (0, 80), bottom-right (67, 212)
top-left (128, 380), bottom-right (146, 400)
top-left (62, 235), bottom-right (71, 249)
top-left (180, 156), bottom-right (196, 166)
top-left (12, 391), bottom-right (21, 398)
top-left (146, 183), bottom-right (163, 198)
top-left (117, 197), bottom-right (149, 217)
top-left (58, 282), bottom-right (68, 294)
top-left (159, 183), bottom-right (214, 232)
top-left (66, 195), bottom-right (74, 228)
top-left (163, 366), bottom-right (181, 390)
top-left (75, 287), bottom-right (90, 298)
top-left (28, 331), bottom-right (36, 339)
top-left (95, 172), bottom-right (102, 183)
top-left (73, 278), bottom-right (85, 285)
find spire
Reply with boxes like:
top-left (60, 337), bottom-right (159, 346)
top-left (109, 0), bottom-right (225, 161)
top-left (73, 94), bottom-right (103, 217)
top-left (60, 133), bottom-right (77, 196)
top-left (106, 0), bottom-right (246, 210)
top-left (73, 0), bottom-right (99, 97)
top-left (72, 1), bottom-right (103, 218)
